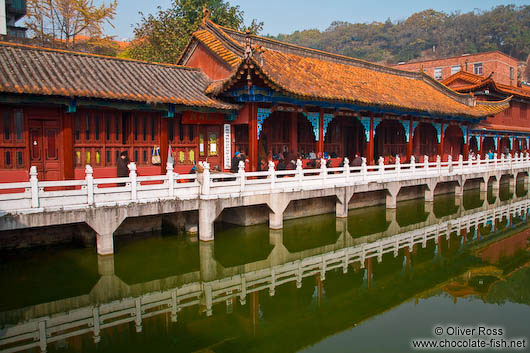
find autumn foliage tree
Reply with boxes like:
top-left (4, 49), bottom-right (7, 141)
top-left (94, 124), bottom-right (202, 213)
top-left (124, 0), bottom-right (263, 64)
top-left (26, 0), bottom-right (117, 48)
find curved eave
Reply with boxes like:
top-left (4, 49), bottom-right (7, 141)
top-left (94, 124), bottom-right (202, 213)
top-left (208, 57), bottom-right (493, 120)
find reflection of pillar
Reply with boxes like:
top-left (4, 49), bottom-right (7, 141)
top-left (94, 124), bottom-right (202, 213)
top-left (405, 247), bottom-right (411, 269)
top-left (290, 112), bottom-right (298, 153)
top-left (200, 241), bottom-right (217, 282)
top-left (437, 235), bottom-right (442, 259)
top-left (455, 195), bottom-right (464, 212)
top-left (98, 255), bottom-right (115, 276)
top-left (251, 291), bottom-right (259, 336)
top-left (366, 257), bottom-right (373, 289)
top-left (316, 273), bottom-right (323, 308)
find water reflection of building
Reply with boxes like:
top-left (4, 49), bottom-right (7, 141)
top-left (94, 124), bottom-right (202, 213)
top-left (1, 196), bottom-right (530, 353)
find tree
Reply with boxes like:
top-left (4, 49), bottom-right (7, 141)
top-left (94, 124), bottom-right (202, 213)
top-left (26, 0), bottom-right (117, 47)
top-left (125, 0), bottom-right (263, 64)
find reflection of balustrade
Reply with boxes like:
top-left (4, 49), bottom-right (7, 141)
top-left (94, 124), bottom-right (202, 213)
top-left (1, 153), bottom-right (529, 213)
top-left (2, 198), bottom-right (529, 352)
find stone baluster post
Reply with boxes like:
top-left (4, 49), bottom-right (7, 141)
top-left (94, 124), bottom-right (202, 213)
top-left (128, 162), bottom-right (137, 201)
top-left (395, 155), bottom-right (401, 177)
top-left (201, 162), bottom-right (211, 195)
top-left (268, 160), bottom-right (276, 190)
top-left (85, 165), bottom-right (94, 206)
top-left (379, 156), bottom-right (384, 177)
top-left (361, 157), bottom-right (367, 181)
top-left (410, 155), bottom-right (415, 174)
top-left (320, 158), bottom-right (327, 184)
top-left (436, 155), bottom-right (441, 175)
top-left (238, 160), bottom-right (245, 192)
top-left (494, 153), bottom-right (498, 170)
top-left (458, 154), bottom-right (463, 172)
top-left (343, 157), bottom-right (350, 183)
top-left (30, 166), bottom-right (39, 208)
top-left (296, 159), bottom-right (303, 186)
top-left (448, 155), bottom-right (453, 174)
top-left (423, 155), bottom-right (429, 174)
top-left (167, 161), bottom-right (174, 197)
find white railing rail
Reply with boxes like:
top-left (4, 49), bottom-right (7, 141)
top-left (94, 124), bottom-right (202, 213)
top-left (1, 153), bottom-right (529, 212)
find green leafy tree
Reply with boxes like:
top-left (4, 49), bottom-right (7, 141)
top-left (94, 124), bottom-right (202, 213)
top-left (125, 0), bottom-right (263, 64)
top-left (274, 5), bottom-right (530, 64)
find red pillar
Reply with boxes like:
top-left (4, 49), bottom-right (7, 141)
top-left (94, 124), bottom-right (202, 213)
top-left (406, 118), bottom-right (413, 162)
top-left (290, 111), bottom-right (298, 154)
top-left (479, 134), bottom-right (484, 157)
top-left (317, 109), bottom-right (324, 155)
top-left (497, 136), bottom-right (501, 155)
top-left (62, 110), bottom-right (74, 179)
top-left (366, 114), bottom-right (375, 165)
top-left (247, 103), bottom-right (258, 172)
top-left (437, 123), bottom-right (444, 157)
top-left (160, 116), bottom-right (168, 171)
top-left (463, 125), bottom-right (469, 160)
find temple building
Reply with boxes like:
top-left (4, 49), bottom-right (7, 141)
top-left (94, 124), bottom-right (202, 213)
top-left (0, 41), bottom-right (236, 182)
top-left (179, 16), bottom-right (508, 171)
top-left (442, 70), bottom-right (530, 157)
top-left (0, 14), bottom-right (513, 182)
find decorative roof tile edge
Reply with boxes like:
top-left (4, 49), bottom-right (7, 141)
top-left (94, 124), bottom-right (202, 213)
top-left (207, 56), bottom-right (496, 119)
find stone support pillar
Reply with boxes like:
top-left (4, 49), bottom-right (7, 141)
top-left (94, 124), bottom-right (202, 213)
top-left (268, 194), bottom-right (290, 229)
top-left (385, 182), bottom-right (400, 209)
top-left (199, 199), bottom-right (222, 241)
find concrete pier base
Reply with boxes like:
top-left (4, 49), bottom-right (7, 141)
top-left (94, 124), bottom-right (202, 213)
top-left (385, 183), bottom-right (400, 209)
top-left (96, 233), bottom-right (114, 256)
top-left (269, 211), bottom-right (283, 229)
top-left (199, 200), bottom-right (223, 242)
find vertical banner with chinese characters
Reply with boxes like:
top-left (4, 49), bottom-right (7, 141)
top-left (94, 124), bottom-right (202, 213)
top-left (224, 124), bottom-right (231, 169)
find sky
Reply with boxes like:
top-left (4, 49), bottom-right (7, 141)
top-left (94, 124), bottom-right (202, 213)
top-left (106, 0), bottom-right (528, 41)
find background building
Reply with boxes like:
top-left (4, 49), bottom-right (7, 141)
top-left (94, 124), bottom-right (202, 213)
top-left (393, 52), bottom-right (519, 86)
top-left (0, 0), bottom-right (26, 38)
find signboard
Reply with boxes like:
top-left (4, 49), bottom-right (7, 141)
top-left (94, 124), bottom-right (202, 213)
top-left (182, 111), bottom-right (225, 125)
top-left (224, 124), bottom-right (231, 170)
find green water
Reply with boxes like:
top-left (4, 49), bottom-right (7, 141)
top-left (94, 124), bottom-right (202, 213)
top-left (1, 187), bottom-right (529, 353)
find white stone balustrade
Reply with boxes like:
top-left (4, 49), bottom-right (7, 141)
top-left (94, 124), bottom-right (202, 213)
top-left (1, 153), bottom-right (530, 213)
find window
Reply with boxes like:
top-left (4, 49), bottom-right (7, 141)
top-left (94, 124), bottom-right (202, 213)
top-left (14, 110), bottom-right (23, 140)
top-left (5, 151), bottom-right (11, 166)
top-left (151, 118), bottom-right (156, 140)
top-left (510, 67), bottom-right (514, 80)
top-left (17, 151), bottom-right (23, 166)
top-left (75, 116), bottom-right (80, 140)
top-left (473, 63), bottom-right (483, 75)
top-left (4, 111), bottom-right (11, 140)
top-left (451, 66), bottom-right (460, 75)
top-left (434, 68), bottom-right (442, 80)
top-left (143, 116), bottom-right (147, 141)
top-left (105, 115), bottom-right (111, 140)
top-left (85, 115), bottom-right (91, 140)
top-left (95, 115), bottom-right (100, 140)
top-left (168, 119), bottom-right (174, 141)
top-left (134, 116), bottom-right (138, 140)
top-left (115, 116), bottom-right (120, 140)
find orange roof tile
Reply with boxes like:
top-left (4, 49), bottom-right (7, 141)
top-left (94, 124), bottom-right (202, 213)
top-left (443, 71), bottom-right (530, 100)
top-left (198, 19), bottom-right (507, 119)
top-left (193, 30), bottom-right (241, 68)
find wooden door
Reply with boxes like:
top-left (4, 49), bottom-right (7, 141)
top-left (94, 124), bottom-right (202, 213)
top-left (199, 126), bottom-right (222, 171)
top-left (29, 119), bottom-right (61, 180)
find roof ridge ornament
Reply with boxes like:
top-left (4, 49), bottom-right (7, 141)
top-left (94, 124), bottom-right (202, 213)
top-left (202, 6), bottom-right (210, 26)
top-left (244, 30), bottom-right (253, 59)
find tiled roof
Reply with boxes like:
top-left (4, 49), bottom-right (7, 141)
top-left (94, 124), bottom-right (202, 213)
top-left (193, 30), bottom-right (241, 68)
top-left (443, 71), bottom-right (530, 99)
top-left (198, 20), bottom-right (507, 119)
top-left (0, 41), bottom-right (236, 110)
